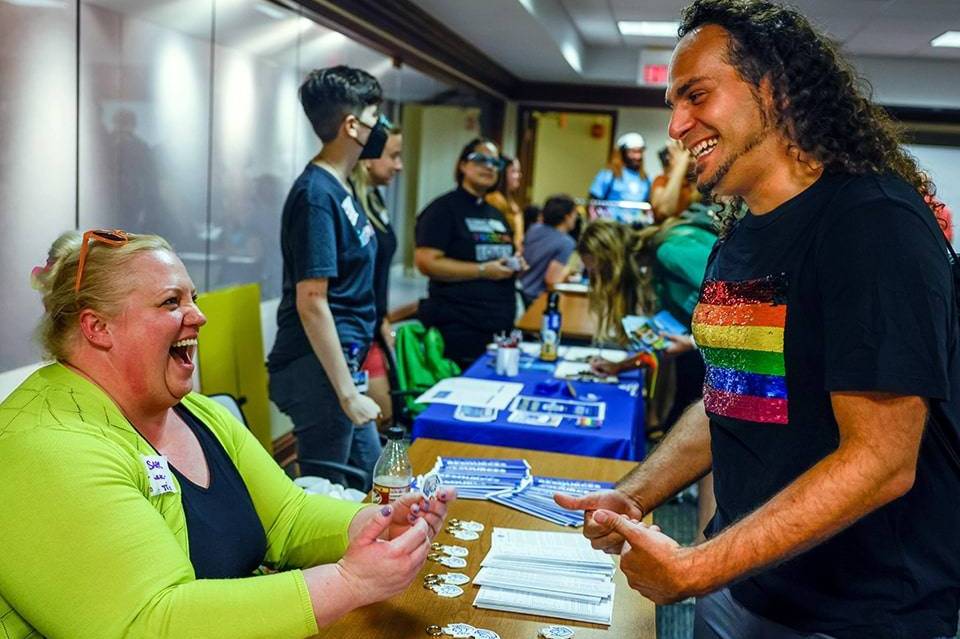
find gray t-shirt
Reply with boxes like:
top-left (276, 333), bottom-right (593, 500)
top-left (519, 223), bottom-right (575, 302)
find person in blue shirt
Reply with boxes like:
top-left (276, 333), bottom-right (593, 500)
top-left (588, 132), bottom-right (652, 225)
top-left (268, 66), bottom-right (389, 491)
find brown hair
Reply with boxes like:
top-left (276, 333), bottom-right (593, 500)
top-left (33, 230), bottom-right (174, 360)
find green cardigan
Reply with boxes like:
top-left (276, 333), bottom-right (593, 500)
top-left (0, 363), bottom-right (366, 639)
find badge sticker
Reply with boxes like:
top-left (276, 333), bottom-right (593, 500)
top-left (440, 544), bottom-right (468, 557)
top-left (442, 623), bottom-right (476, 638)
top-left (142, 455), bottom-right (177, 496)
top-left (440, 572), bottom-right (470, 585)
top-left (450, 529), bottom-right (479, 542)
top-left (459, 520), bottom-right (485, 533)
top-left (432, 583), bottom-right (464, 598)
top-left (539, 625), bottom-right (576, 639)
top-left (438, 555), bottom-right (468, 568)
top-left (420, 472), bottom-right (443, 498)
top-left (473, 630), bottom-right (501, 639)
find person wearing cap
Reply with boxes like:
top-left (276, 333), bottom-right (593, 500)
top-left (588, 132), bottom-right (652, 225)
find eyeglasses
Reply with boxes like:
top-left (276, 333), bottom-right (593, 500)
top-left (465, 152), bottom-right (503, 169)
top-left (75, 229), bottom-right (129, 293)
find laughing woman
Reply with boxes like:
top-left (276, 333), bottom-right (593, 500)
top-left (0, 229), bottom-right (454, 639)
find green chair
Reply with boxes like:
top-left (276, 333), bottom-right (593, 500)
top-left (391, 321), bottom-right (461, 423)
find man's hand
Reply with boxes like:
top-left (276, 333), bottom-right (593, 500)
top-left (554, 489), bottom-right (645, 553)
top-left (667, 139), bottom-right (692, 172)
top-left (595, 509), bottom-right (697, 604)
top-left (340, 393), bottom-right (381, 425)
top-left (386, 488), bottom-right (457, 540)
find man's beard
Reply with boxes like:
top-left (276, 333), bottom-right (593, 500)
top-left (697, 124), bottom-right (771, 197)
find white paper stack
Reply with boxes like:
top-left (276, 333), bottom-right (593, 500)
top-left (473, 528), bottom-right (616, 625)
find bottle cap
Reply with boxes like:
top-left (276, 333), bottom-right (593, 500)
top-left (387, 426), bottom-right (404, 440)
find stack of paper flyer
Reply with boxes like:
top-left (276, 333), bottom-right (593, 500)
top-left (418, 457), bottom-right (531, 500)
top-left (487, 476), bottom-right (613, 527)
top-left (473, 528), bottom-right (616, 624)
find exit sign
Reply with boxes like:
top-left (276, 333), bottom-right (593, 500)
top-left (643, 63), bottom-right (669, 85)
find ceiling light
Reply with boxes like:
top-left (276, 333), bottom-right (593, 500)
top-left (931, 31), bottom-right (960, 48)
top-left (618, 21), bottom-right (679, 38)
top-left (2, 0), bottom-right (66, 7)
top-left (254, 2), bottom-right (286, 20)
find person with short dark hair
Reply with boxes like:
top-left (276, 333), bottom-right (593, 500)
top-left (268, 65), bottom-right (388, 489)
top-left (558, 2), bottom-right (960, 637)
top-left (519, 195), bottom-right (578, 306)
top-left (415, 138), bottom-right (520, 367)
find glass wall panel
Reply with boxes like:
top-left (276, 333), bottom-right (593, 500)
top-left (79, 0), bottom-right (213, 289)
top-left (0, 0), bottom-right (78, 370)
top-left (207, 0), bottom-right (300, 298)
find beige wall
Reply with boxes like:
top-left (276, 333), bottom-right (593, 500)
top-left (530, 111), bottom-right (612, 205)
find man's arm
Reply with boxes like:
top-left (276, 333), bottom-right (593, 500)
top-left (296, 278), bottom-right (379, 425)
top-left (414, 247), bottom-right (513, 282)
top-left (543, 259), bottom-right (572, 287)
top-left (682, 392), bottom-right (924, 593)
top-left (617, 399), bottom-right (713, 513)
top-left (555, 400), bottom-right (712, 553)
top-left (606, 392), bottom-right (926, 603)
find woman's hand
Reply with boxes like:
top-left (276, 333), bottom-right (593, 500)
top-left (481, 259), bottom-right (515, 280)
top-left (304, 506), bottom-right (432, 626)
top-left (386, 488), bottom-right (456, 540)
top-left (662, 334), bottom-right (696, 357)
top-left (590, 357), bottom-right (622, 377)
top-left (339, 506), bottom-right (432, 606)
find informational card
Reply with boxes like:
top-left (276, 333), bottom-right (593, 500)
top-left (416, 377), bottom-right (524, 410)
top-left (507, 411), bottom-right (563, 427)
top-left (622, 310), bottom-right (689, 352)
top-left (509, 396), bottom-right (606, 421)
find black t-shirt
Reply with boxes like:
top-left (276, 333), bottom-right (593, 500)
top-left (170, 405), bottom-right (267, 579)
top-left (268, 164), bottom-right (377, 371)
top-left (693, 172), bottom-right (960, 639)
top-left (365, 188), bottom-right (398, 332)
top-left (415, 187), bottom-right (516, 326)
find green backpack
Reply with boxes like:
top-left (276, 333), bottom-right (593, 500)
top-left (393, 321), bottom-right (461, 416)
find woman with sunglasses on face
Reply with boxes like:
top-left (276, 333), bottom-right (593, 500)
top-left (0, 230), bottom-right (454, 639)
top-left (415, 138), bottom-right (523, 367)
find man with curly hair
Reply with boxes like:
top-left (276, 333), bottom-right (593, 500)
top-left (556, 1), bottom-right (960, 637)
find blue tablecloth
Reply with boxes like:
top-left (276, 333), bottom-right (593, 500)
top-left (412, 354), bottom-right (646, 461)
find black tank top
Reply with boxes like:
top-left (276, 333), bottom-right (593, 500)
top-left (169, 405), bottom-right (267, 578)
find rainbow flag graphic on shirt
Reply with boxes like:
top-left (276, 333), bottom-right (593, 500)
top-left (692, 274), bottom-right (789, 424)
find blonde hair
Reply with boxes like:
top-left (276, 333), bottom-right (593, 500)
top-left (33, 230), bottom-right (173, 361)
top-left (577, 219), bottom-right (682, 344)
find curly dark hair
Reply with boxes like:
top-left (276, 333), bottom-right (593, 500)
top-left (678, 0), bottom-right (940, 236)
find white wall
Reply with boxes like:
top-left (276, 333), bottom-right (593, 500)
top-left (852, 56), bottom-right (960, 110)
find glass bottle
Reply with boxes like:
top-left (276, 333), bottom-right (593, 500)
top-left (371, 426), bottom-right (413, 505)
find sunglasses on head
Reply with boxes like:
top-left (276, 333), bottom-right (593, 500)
top-left (75, 229), bottom-right (129, 293)
top-left (465, 152), bottom-right (503, 170)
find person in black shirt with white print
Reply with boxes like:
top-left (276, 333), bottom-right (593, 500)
top-left (556, 2), bottom-right (960, 638)
top-left (415, 138), bottom-right (523, 367)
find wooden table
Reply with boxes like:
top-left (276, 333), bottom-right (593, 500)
top-left (311, 439), bottom-right (654, 639)
top-left (516, 291), bottom-right (598, 342)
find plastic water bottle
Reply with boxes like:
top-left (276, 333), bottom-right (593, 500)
top-left (540, 291), bottom-right (562, 361)
top-left (371, 426), bottom-right (413, 505)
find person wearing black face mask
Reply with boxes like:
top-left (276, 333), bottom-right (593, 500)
top-left (268, 66), bottom-right (384, 490)
top-left (415, 137), bottom-right (526, 367)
